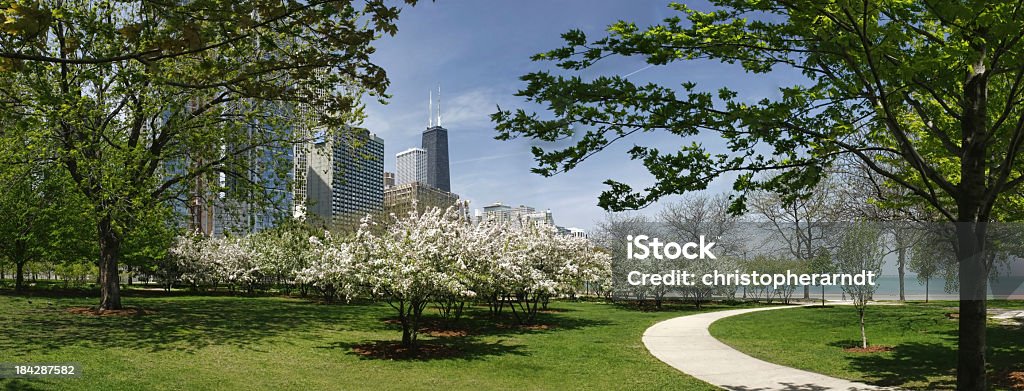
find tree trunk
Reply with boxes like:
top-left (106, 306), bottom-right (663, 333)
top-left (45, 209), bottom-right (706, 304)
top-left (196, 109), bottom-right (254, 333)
top-left (898, 247), bottom-right (906, 302)
top-left (956, 49), bottom-right (991, 391)
top-left (859, 307), bottom-right (867, 349)
top-left (401, 324), bottom-right (412, 347)
top-left (925, 278), bottom-right (929, 303)
top-left (803, 284), bottom-right (809, 300)
top-left (98, 215), bottom-right (123, 310)
top-left (15, 260), bottom-right (25, 292)
top-left (955, 222), bottom-right (988, 391)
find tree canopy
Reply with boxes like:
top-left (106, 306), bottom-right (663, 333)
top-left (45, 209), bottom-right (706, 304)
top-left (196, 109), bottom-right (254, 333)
top-left (0, 0), bottom-right (416, 310)
top-left (493, 1), bottom-right (1024, 220)
top-left (492, 2), bottom-right (1024, 389)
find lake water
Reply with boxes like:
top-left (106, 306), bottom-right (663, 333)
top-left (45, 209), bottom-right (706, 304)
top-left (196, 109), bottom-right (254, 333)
top-left (812, 275), bottom-right (1024, 300)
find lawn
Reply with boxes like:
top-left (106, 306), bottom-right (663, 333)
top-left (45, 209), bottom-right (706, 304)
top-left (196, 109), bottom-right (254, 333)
top-left (709, 301), bottom-right (1024, 390)
top-left (0, 291), bottom-right (730, 391)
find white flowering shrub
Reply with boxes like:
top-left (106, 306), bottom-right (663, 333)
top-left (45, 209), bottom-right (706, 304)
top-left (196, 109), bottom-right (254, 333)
top-left (168, 234), bottom-right (219, 290)
top-left (296, 232), bottom-right (360, 302)
top-left (216, 236), bottom-right (264, 294)
top-left (483, 223), bottom-right (612, 324)
top-left (163, 205), bottom-right (612, 347)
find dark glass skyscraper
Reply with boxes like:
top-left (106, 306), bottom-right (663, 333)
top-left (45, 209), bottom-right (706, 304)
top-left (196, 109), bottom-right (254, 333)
top-left (421, 125), bottom-right (450, 192)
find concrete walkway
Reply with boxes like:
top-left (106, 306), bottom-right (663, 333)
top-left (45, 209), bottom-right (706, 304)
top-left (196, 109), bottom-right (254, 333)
top-left (643, 306), bottom-right (895, 390)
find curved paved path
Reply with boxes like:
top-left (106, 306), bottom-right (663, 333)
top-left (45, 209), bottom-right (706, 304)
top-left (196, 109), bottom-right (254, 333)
top-left (643, 306), bottom-right (894, 391)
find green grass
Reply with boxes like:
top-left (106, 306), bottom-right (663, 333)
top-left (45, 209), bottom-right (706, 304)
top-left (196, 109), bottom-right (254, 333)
top-left (709, 301), bottom-right (1024, 390)
top-left (0, 292), bottom-right (736, 391)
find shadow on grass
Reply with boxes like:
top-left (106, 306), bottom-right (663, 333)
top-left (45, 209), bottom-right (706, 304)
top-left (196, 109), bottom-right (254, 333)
top-left (324, 307), bottom-right (618, 361)
top-left (0, 285), bottom-right (297, 299)
top-left (837, 325), bottom-right (1024, 389)
top-left (840, 341), bottom-right (955, 388)
top-left (0, 296), bottom-right (390, 354)
top-left (826, 339), bottom-right (868, 350)
top-left (375, 307), bottom-right (614, 339)
top-left (0, 378), bottom-right (62, 390)
top-left (0, 294), bottom-right (613, 364)
top-left (320, 336), bottom-right (529, 361)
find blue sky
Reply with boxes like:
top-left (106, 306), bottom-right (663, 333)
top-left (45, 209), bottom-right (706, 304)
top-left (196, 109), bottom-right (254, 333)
top-left (361, 1), bottom-right (806, 231)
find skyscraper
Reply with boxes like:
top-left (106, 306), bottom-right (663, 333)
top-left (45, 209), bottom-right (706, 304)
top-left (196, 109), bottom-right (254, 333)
top-left (331, 128), bottom-right (385, 226)
top-left (395, 147), bottom-right (427, 185)
top-left (305, 137), bottom-right (334, 223)
top-left (421, 125), bottom-right (450, 192)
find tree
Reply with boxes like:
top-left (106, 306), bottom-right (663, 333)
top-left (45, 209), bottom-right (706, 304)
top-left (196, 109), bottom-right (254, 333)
top-left (121, 205), bottom-right (177, 286)
top-left (835, 224), bottom-right (885, 349)
top-left (0, 164), bottom-right (94, 292)
top-left (593, 212), bottom-right (665, 305)
top-left (806, 249), bottom-right (835, 306)
top-left (0, 0), bottom-right (415, 310)
top-left (748, 186), bottom-right (839, 300)
top-left (661, 193), bottom-right (743, 307)
top-left (909, 238), bottom-right (943, 303)
top-left (251, 220), bottom-right (322, 294)
top-left (357, 207), bottom-right (473, 348)
top-left (492, 3), bottom-right (1024, 388)
top-left (837, 162), bottom-right (935, 303)
top-left (296, 231), bottom-right (358, 302)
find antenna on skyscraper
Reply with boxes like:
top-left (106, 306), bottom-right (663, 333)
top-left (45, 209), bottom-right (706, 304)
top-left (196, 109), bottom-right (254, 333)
top-left (428, 90), bottom-right (433, 127)
top-left (437, 85), bottom-right (442, 127)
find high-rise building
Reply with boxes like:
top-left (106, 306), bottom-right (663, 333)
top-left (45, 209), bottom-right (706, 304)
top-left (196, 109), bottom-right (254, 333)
top-left (331, 128), bottom-right (385, 226)
top-left (476, 202), bottom-right (554, 227)
top-left (211, 127), bottom-right (295, 236)
top-left (395, 147), bottom-right (427, 186)
top-left (421, 125), bottom-right (450, 191)
top-left (292, 139), bottom-right (310, 221)
top-left (384, 182), bottom-right (464, 219)
top-left (305, 137), bottom-right (334, 223)
top-left (383, 171), bottom-right (395, 189)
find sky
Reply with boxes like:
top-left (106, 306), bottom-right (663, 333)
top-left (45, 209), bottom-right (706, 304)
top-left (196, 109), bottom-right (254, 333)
top-left (361, 1), bottom-right (806, 231)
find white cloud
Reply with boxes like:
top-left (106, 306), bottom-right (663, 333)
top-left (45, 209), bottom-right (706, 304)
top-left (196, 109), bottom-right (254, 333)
top-left (438, 87), bottom-right (509, 130)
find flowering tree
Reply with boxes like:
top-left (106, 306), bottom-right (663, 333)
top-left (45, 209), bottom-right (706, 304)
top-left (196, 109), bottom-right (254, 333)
top-left (168, 234), bottom-right (214, 290)
top-left (297, 232), bottom-right (360, 302)
top-left (167, 234), bottom-right (262, 294)
top-left (217, 237), bottom-right (264, 295)
top-left (165, 205), bottom-right (612, 348)
top-left (250, 222), bottom-right (322, 294)
top-left (357, 207), bottom-right (475, 348)
top-left (490, 223), bottom-right (611, 324)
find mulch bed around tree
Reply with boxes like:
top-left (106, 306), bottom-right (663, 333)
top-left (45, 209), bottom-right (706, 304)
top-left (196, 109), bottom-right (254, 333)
top-left (498, 323), bottom-right (553, 331)
top-left (380, 316), bottom-right (557, 337)
top-left (382, 318), bottom-right (471, 337)
top-left (843, 345), bottom-right (894, 353)
top-left (422, 329), bottom-right (468, 337)
top-left (349, 341), bottom-right (464, 360)
top-left (992, 370), bottom-right (1024, 390)
top-left (66, 307), bottom-right (154, 317)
